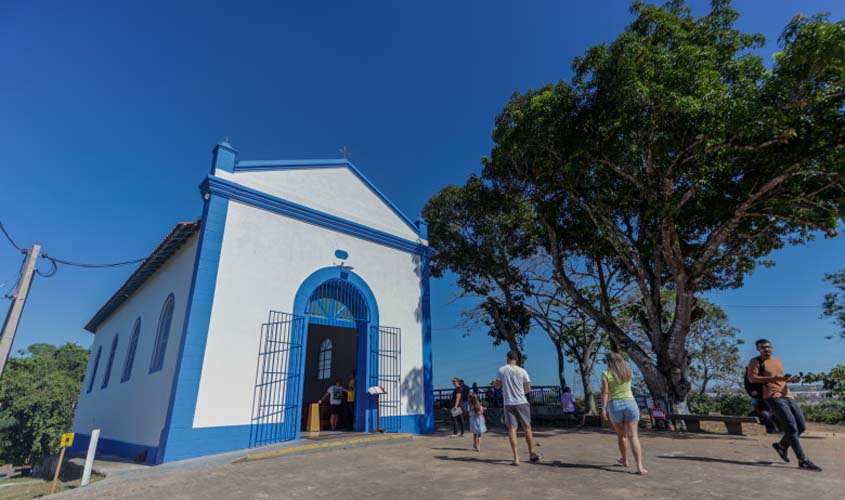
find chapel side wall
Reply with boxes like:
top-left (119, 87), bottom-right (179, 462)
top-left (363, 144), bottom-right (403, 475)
top-left (72, 236), bottom-right (199, 448)
top-left (191, 200), bottom-right (426, 429)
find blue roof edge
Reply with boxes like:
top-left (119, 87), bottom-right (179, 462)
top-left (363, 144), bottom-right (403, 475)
top-left (232, 159), bottom-right (422, 237)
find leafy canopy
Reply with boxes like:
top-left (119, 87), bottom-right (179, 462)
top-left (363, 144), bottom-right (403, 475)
top-left (0, 343), bottom-right (89, 465)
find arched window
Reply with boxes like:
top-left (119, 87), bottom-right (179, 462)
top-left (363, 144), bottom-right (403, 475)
top-left (150, 294), bottom-right (175, 373)
top-left (317, 338), bottom-right (332, 380)
top-left (87, 346), bottom-right (102, 393)
top-left (101, 334), bottom-right (119, 389)
top-left (121, 317), bottom-right (141, 383)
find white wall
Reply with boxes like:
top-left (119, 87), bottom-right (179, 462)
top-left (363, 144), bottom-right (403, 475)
top-left (192, 200), bottom-right (425, 428)
top-left (215, 167), bottom-right (421, 241)
top-left (72, 235), bottom-right (199, 447)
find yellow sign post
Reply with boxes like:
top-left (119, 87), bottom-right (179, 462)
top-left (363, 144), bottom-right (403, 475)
top-left (49, 433), bottom-right (74, 495)
top-left (60, 432), bottom-right (74, 448)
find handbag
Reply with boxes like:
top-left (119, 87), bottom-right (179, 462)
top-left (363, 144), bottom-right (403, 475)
top-left (449, 407), bottom-right (462, 417)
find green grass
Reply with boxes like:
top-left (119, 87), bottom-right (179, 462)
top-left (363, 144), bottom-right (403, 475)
top-left (0, 473), bottom-right (104, 500)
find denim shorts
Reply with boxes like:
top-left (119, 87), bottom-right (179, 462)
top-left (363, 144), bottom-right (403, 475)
top-left (607, 399), bottom-right (640, 423)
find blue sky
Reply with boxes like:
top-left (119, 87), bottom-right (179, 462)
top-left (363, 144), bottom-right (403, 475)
top-left (2, 1), bottom-right (843, 393)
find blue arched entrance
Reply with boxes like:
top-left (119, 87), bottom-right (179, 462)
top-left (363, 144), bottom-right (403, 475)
top-left (295, 269), bottom-right (378, 434)
top-left (250, 267), bottom-right (397, 447)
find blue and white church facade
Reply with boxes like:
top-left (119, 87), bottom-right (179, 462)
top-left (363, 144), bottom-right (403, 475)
top-left (71, 141), bottom-right (434, 464)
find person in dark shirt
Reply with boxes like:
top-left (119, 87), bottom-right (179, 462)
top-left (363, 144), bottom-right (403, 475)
top-left (449, 377), bottom-right (465, 437)
top-left (460, 380), bottom-right (471, 424)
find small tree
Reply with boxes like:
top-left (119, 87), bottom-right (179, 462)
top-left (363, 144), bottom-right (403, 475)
top-left (804, 365), bottom-right (845, 399)
top-left (687, 301), bottom-right (743, 394)
top-left (423, 175), bottom-right (536, 362)
top-left (0, 343), bottom-right (88, 465)
top-left (822, 270), bottom-right (845, 339)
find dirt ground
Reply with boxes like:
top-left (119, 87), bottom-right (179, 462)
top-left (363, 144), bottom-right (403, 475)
top-left (58, 425), bottom-right (844, 500)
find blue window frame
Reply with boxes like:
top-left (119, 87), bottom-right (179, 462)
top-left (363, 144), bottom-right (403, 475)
top-left (150, 294), bottom-right (175, 373)
top-left (87, 346), bottom-right (102, 393)
top-left (317, 338), bottom-right (332, 380)
top-left (121, 317), bottom-right (141, 382)
top-left (101, 334), bottom-right (119, 389)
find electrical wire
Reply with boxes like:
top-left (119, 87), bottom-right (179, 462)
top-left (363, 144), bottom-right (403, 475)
top-left (41, 254), bottom-right (146, 269)
top-left (0, 220), bottom-right (22, 252)
top-left (35, 257), bottom-right (58, 278)
top-left (3, 253), bottom-right (28, 299)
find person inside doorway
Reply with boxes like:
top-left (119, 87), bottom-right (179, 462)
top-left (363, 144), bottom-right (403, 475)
top-left (319, 378), bottom-right (347, 431)
top-left (345, 370), bottom-right (356, 429)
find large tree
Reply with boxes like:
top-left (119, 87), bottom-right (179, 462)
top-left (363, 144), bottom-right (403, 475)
top-left (0, 343), bottom-right (88, 465)
top-left (482, 1), bottom-right (845, 411)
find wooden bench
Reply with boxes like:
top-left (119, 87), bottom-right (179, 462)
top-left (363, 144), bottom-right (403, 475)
top-left (670, 414), bottom-right (758, 435)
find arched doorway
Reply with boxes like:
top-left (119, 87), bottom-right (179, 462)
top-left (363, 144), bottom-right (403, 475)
top-left (300, 278), bottom-right (369, 432)
top-left (250, 267), bottom-right (395, 447)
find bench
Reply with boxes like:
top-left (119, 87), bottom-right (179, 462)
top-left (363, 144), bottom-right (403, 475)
top-left (670, 414), bottom-right (759, 435)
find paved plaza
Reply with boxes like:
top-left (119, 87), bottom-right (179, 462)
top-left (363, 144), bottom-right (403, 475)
top-left (57, 425), bottom-right (844, 500)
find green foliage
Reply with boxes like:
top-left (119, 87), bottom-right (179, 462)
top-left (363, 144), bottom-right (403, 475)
top-left (0, 343), bottom-right (89, 465)
top-left (801, 400), bottom-right (845, 424)
top-left (686, 391), bottom-right (717, 414)
top-left (803, 364), bottom-right (845, 399)
top-left (714, 393), bottom-right (752, 416)
top-left (422, 175), bottom-right (536, 357)
top-left (686, 391), bottom-right (751, 416)
top-left (822, 271), bottom-right (845, 339)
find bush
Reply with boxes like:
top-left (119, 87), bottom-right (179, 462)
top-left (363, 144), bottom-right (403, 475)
top-left (685, 392), bottom-right (752, 416)
top-left (801, 400), bottom-right (845, 424)
top-left (715, 393), bottom-right (752, 416)
top-left (687, 392), bottom-right (717, 414)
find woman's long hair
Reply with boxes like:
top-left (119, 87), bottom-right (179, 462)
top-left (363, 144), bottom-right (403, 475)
top-left (605, 352), bottom-right (633, 383)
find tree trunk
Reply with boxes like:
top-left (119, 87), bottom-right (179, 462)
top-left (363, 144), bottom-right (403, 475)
top-left (554, 340), bottom-right (567, 390)
top-left (579, 361), bottom-right (597, 414)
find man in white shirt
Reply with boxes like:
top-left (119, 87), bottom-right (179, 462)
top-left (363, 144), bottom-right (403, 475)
top-left (495, 350), bottom-right (542, 465)
top-left (318, 378), bottom-right (347, 430)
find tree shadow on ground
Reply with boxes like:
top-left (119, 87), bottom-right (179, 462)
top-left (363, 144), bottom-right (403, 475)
top-left (434, 455), bottom-right (519, 467)
top-left (435, 455), bottom-right (631, 474)
top-left (657, 455), bottom-right (781, 467)
top-left (533, 460), bottom-right (630, 474)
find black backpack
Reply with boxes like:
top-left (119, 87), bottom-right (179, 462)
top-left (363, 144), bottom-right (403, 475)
top-left (743, 356), bottom-right (766, 398)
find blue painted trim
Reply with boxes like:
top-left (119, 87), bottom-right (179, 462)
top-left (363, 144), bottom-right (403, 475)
top-left (420, 253), bottom-right (435, 433)
top-left (69, 433), bottom-right (158, 465)
top-left (157, 194), bottom-right (230, 464)
top-left (202, 175), bottom-right (432, 257)
top-left (293, 267), bottom-right (380, 435)
top-left (86, 346), bottom-right (102, 393)
top-left (211, 141), bottom-right (238, 173)
top-left (384, 414), bottom-right (430, 435)
top-left (231, 159), bottom-right (422, 238)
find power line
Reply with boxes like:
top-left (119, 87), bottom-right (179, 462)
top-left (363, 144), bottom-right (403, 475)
top-left (41, 254), bottom-right (146, 269)
top-left (0, 221), bottom-right (22, 252)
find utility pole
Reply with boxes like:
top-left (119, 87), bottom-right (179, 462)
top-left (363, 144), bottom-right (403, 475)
top-left (0, 244), bottom-right (40, 379)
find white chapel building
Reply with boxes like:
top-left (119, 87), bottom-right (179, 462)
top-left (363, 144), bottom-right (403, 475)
top-left (70, 141), bottom-right (434, 463)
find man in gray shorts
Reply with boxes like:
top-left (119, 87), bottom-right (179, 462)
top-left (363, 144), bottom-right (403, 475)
top-left (495, 350), bottom-right (541, 466)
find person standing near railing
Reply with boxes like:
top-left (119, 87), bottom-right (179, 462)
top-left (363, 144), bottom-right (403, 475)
top-left (448, 377), bottom-right (465, 437)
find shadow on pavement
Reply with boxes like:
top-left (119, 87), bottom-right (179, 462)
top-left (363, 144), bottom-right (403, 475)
top-left (434, 455), bottom-right (516, 467)
top-left (657, 455), bottom-right (780, 467)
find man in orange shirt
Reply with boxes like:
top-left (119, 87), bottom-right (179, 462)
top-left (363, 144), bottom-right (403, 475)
top-left (747, 339), bottom-right (822, 472)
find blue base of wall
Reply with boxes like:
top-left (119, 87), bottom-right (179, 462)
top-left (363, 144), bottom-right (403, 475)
top-left (160, 413), bottom-right (432, 464)
top-left (68, 433), bottom-right (158, 465)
